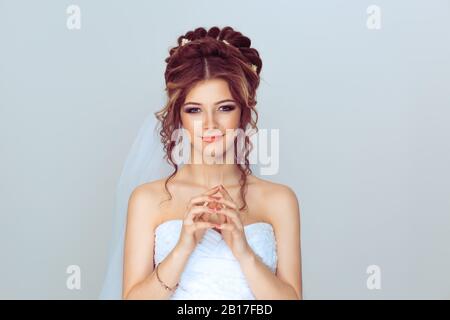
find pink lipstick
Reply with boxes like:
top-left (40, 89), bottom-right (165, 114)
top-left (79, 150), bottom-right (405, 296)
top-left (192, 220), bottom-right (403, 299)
top-left (202, 135), bottom-right (223, 143)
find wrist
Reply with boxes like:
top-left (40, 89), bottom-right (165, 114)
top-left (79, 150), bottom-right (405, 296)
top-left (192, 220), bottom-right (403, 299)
top-left (174, 242), bottom-right (194, 259)
top-left (237, 245), bottom-right (256, 265)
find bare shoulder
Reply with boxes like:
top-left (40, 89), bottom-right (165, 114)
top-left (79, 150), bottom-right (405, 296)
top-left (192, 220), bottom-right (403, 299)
top-left (127, 178), bottom-right (168, 229)
top-left (248, 175), bottom-right (299, 205)
top-left (248, 175), bottom-right (300, 227)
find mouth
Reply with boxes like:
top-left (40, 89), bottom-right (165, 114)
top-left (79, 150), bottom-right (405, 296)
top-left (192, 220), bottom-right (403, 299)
top-left (201, 134), bottom-right (224, 143)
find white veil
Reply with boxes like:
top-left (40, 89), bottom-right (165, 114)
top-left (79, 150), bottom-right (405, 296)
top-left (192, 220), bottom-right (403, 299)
top-left (99, 112), bottom-right (172, 299)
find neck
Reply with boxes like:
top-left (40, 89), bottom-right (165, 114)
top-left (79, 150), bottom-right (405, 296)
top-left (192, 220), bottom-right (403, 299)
top-left (178, 163), bottom-right (242, 189)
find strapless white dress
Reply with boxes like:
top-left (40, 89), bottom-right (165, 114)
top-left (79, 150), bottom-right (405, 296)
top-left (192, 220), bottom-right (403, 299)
top-left (154, 219), bottom-right (278, 299)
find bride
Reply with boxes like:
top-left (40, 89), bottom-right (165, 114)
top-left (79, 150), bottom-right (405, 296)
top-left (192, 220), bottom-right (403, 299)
top-left (101, 26), bottom-right (302, 300)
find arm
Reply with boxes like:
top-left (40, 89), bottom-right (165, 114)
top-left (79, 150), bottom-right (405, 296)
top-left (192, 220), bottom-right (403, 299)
top-left (238, 185), bottom-right (303, 300)
top-left (122, 185), bottom-right (191, 300)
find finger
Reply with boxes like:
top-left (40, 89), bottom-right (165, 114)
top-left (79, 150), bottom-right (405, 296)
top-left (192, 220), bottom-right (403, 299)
top-left (215, 208), bottom-right (243, 230)
top-left (185, 206), bottom-right (216, 222)
top-left (216, 211), bottom-right (242, 227)
top-left (218, 185), bottom-right (234, 201)
top-left (194, 221), bottom-right (217, 230)
top-left (212, 197), bottom-right (237, 210)
top-left (207, 191), bottom-right (225, 201)
top-left (194, 211), bottom-right (205, 222)
top-left (190, 205), bottom-right (216, 216)
top-left (203, 185), bottom-right (221, 195)
top-left (195, 211), bottom-right (211, 222)
top-left (217, 222), bottom-right (237, 232)
top-left (188, 195), bottom-right (220, 209)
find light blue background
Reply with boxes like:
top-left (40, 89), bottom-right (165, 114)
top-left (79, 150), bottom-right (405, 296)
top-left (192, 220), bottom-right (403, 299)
top-left (0, 0), bottom-right (449, 299)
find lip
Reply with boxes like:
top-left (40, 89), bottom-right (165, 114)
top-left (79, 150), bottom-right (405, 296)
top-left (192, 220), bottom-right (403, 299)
top-left (201, 134), bottom-right (224, 142)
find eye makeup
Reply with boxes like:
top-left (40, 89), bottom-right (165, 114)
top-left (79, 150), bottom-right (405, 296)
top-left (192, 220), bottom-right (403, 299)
top-left (218, 104), bottom-right (236, 112)
top-left (182, 104), bottom-right (237, 114)
top-left (183, 107), bottom-right (201, 114)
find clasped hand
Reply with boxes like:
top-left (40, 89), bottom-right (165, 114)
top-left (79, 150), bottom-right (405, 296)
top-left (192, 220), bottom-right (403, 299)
top-left (197, 185), bottom-right (252, 261)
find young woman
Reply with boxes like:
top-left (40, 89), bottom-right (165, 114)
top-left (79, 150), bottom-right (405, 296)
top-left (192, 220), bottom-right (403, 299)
top-left (121, 26), bottom-right (302, 300)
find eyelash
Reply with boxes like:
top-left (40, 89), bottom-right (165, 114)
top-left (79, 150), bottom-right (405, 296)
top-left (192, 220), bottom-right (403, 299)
top-left (184, 105), bottom-right (236, 113)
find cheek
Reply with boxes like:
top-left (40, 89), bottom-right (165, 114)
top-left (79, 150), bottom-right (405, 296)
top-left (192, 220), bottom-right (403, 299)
top-left (220, 111), bottom-right (241, 129)
top-left (180, 114), bottom-right (210, 147)
top-left (180, 113), bottom-right (194, 129)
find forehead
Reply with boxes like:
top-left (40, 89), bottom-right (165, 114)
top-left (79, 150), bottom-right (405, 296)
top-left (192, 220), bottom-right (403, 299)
top-left (184, 78), bottom-right (233, 104)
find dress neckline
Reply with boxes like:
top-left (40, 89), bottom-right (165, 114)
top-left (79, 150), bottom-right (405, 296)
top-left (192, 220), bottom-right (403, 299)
top-left (154, 218), bottom-right (273, 233)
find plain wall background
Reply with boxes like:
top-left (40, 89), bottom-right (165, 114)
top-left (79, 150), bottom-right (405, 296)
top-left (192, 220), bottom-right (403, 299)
top-left (1, 0), bottom-right (449, 299)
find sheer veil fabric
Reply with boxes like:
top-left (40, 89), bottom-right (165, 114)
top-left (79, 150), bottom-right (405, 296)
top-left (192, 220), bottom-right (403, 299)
top-left (99, 113), bottom-right (172, 299)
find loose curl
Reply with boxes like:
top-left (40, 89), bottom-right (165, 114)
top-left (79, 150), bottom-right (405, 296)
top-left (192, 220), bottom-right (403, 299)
top-left (155, 26), bottom-right (262, 212)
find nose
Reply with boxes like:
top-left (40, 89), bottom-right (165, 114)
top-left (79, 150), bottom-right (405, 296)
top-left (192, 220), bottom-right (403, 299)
top-left (203, 108), bottom-right (218, 130)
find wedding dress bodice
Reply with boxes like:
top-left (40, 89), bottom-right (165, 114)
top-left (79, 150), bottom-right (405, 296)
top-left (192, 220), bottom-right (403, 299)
top-left (154, 219), bottom-right (278, 299)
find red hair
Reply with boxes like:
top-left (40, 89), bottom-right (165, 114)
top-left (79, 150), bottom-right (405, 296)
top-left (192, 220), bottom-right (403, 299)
top-left (155, 26), bottom-right (262, 212)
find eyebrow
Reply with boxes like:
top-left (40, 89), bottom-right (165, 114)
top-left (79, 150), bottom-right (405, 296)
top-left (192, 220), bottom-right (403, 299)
top-left (182, 99), bottom-right (237, 107)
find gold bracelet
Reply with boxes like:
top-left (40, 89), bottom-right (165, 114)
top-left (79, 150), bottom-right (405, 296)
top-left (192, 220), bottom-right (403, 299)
top-left (155, 263), bottom-right (179, 292)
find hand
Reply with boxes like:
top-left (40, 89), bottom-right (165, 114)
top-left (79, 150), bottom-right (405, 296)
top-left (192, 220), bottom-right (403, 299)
top-left (212, 185), bottom-right (253, 261)
top-left (176, 185), bottom-right (222, 254)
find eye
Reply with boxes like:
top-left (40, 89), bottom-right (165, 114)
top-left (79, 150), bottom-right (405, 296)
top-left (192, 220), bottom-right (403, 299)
top-left (184, 107), bottom-right (201, 113)
top-left (219, 104), bottom-right (236, 112)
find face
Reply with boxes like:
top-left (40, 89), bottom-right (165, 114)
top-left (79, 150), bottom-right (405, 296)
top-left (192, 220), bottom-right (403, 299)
top-left (180, 78), bottom-right (242, 164)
